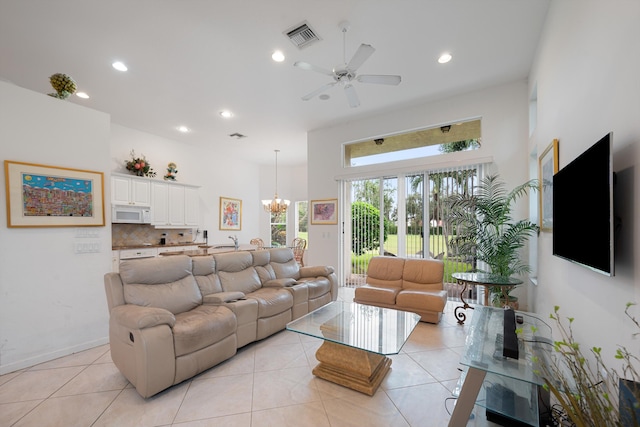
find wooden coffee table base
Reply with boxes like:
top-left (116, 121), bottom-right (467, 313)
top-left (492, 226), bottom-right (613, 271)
top-left (312, 340), bottom-right (392, 396)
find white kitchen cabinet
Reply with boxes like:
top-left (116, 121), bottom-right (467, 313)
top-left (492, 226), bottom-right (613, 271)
top-left (111, 173), bottom-right (151, 206)
top-left (168, 184), bottom-right (186, 225)
top-left (150, 181), bottom-right (169, 226)
top-left (151, 181), bottom-right (200, 228)
top-left (184, 186), bottom-right (199, 226)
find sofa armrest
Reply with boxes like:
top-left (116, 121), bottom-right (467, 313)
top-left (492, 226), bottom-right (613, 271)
top-left (299, 265), bottom-right (335, 278)
top-left (263, 278), bottom-right (297, 287)
top-left (110, 304), bottom-right (176, 329)
top-left (203, 291), bottom-right (246, 304)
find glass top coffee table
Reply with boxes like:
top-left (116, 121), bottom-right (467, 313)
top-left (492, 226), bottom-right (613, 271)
top-left (286, 301), bottom-right (420, 395)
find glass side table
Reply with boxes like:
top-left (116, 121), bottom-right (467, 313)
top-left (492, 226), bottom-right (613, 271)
top-left (448, 306), bottom-right (553, 426)
top-left (451, 272), bottom-right (523, 325)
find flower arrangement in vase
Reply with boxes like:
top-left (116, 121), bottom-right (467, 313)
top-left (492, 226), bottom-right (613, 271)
top-left (125, 150), bottom-right (156, 177)
top-left (164, 162), bottom-right (178, 181)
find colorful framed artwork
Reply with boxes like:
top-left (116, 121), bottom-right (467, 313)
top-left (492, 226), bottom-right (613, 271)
top-left (4, 160), bottom-right (105, 228)
top-left (310, 199), bottom-right (338, 225)
top-left (539, 139), bottom-right (559, 232)
top-left (219, 196), bottom-right (242, 230)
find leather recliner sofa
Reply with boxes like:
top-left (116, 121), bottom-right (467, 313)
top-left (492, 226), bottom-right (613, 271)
top-left (104, 247), bottom-right (337, 398)
top-left (353, 256), bottom-right (447, 323)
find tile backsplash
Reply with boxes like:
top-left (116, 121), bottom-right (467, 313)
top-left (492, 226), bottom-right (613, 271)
top-left (112, 224), bottom-right (198, 247)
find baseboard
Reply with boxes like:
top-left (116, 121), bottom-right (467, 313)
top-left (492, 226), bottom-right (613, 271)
top-left (0, 336), bottom-right (108, 375)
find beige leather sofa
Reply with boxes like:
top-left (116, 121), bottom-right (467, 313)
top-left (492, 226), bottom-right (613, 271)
top-left (353, 256), bottom-right (447, 323)
top-left (104, 247), bottom-right (337, 398)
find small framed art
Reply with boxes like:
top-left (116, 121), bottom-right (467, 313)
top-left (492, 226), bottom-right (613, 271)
top-left (539, 139), bottom-right (559, 232)
top-left (219, 196), bottom-right (242, 230)
top-left (310, 199), bottom-right (338, 225)
top-left (4, 160), bottom-right (105, 228)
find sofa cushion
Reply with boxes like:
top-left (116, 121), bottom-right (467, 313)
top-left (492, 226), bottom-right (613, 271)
top-left (218, 267), bottom-right (262, 294)
top-left (366, 256), bottom-right (405, 288)
top-left (297, 277), bottom-right (331, 299)
top-left (402, 259), bottom-right (444, 291)
top-left (269, 248), bottom-right (301, 280)
top-left (173, 305), bottom-right (236, 357)
top-left (119, 256), bottom-right (202, 315)
top-left (247, 288), bottom-right (293, 318)
top-left (396, 289), bottom-right (447, 312)
top-left (354, 284), bottom-right (400, 305)
top-left (192, 256), bottom-right (223, 295)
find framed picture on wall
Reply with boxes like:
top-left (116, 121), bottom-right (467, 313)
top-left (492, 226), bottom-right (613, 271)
top-left (219, 196), bottom-right (242, 230)
top-left (539, 139), bottom-right (559, 232)
top-left (4, 160), bottom-right (105, 228)
top-left (310, 199), bottom-right (338, 225)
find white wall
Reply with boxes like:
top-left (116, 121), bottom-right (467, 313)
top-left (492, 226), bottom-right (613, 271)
top-left (528, 0), bottom-right (640, 368)
top-left (307, 80), bottom-right (532, 289)
top-left (0, 82), bottom-right (112, 374)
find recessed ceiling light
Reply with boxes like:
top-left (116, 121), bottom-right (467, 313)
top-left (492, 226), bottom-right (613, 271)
top-left (112, 61), bottom-right (128, 71)
top-left (319, 94), bottom-right (330, 100)
top-left (438, 53), bottom-right (452, 64)
top-left (220, 110), bottom-right (233, 118)
top-left (76, 92), bottom-right (89, 99)
top-left (177, 126), bottom-right (190, 133)
top-left (272, 50), bottom-right (285, 62)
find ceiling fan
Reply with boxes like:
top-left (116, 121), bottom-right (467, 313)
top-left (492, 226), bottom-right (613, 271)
top-left (294, 21), bottom-right (401, 108)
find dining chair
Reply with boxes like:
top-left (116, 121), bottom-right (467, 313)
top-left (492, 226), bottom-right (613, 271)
top-left (291, 237), bottom-right (307, 266)
top-left (250, 238), bottom-right (264, 249)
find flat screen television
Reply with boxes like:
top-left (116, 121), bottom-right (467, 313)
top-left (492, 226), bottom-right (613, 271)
top-left (553, 132), bottom-right (614, 276)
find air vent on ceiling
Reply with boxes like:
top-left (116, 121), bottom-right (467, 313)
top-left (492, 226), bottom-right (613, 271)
top-left (229, 133), bottom-right (246, 139)
top-left (284, 21), bottom-right (321, 49)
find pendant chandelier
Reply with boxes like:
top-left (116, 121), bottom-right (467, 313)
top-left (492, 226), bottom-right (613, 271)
top-left (262, 149), bottom-right (290, 214)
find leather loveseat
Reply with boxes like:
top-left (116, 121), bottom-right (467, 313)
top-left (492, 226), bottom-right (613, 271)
top-left (104, 247), bottom-right (337, 398)
top-left (353, 256), bottom-right (447, 323)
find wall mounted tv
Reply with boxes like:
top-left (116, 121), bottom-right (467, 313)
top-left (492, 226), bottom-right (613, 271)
top-left (553, 132), bottom-right (614, 276)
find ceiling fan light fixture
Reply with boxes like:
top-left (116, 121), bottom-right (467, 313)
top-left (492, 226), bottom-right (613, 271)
top-left (262, 150), bottom-right (290, 214)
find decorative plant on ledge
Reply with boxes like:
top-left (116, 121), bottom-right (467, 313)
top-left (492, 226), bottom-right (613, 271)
top-left (533, 304), bottom-right (639, 426)
top-left (125, 150), bottom-right (156, 177)
top-left (447, 174), bottom-right (538, 305)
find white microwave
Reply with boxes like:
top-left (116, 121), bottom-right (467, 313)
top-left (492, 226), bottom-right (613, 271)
top-left (112, 205), bottom-right (151, 224)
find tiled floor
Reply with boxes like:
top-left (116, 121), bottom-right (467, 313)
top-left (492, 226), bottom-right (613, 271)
top-left (0, 288), bottom-right (499, 427)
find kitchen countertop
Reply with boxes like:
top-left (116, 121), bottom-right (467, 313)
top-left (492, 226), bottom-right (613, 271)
top-left (112, 243), bottom-right (201, 250)
top-left (158, 244), bottom-right (257, 256)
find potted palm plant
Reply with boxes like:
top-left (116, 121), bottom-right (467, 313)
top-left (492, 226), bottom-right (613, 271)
top-left (447, 174), bottom-right (538, 306)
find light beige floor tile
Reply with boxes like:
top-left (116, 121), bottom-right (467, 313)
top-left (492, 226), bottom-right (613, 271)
top-left (252, 367), bottom-right (320, 411)
top-left (409, 348), bottom-right (465, 382)
top-left (172, 413), bottom-right (251, 427)
top-left (173, 374), bottom-right (253, 423)
top-left (13, 390), bottom-right (119, 427)
top-left (93, 382), bottom-right (189, 427)
top-left (196, 346), bottom-right (255, 380)
top-left (52, 362), bottom-right (129, 396)
top-left (386, 382), bottom-right (454, 427)
top-left (0, 366), bottom-right (84, 403)
top-left (0, 370), bottom-right (23, 387)
top-left (382, 353), bottom-right (437, 390)
top-left (402, 322), bottom-right (448, 353)
top-left (0, 400), bottom-right (42, 426)
top-left (253, 342), bottom-right (309, 372)
top-left (94, 350), bottom-right (114, 364)
top-left (251, 330), bottom-right (301, 349)
top-left (28, 345), bottom-right (110, 370)
top-left (322, 390), bottom-right (410, 427)
top-left (251, 401), bottom-right (330, 427)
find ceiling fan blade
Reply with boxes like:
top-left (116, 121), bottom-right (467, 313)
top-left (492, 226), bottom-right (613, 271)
top-left (344, 84), bottom-right (360, 108)
top-left (357, 74), bottom-right (401, 85)
top-left (293, 61), bottom-right (334, 77)
top-left (347, 44), bottom-right (375, 71)
top-left (301, 82), bottom-right (337, 101)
